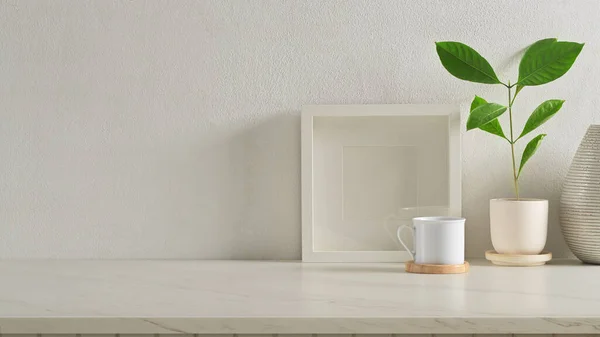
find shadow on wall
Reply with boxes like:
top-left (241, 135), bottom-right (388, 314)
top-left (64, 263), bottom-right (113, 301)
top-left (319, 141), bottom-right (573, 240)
top-left (211, 113), bottom-right (302, 260)
top-left (159, 111), bottom-right (573, 260)
top-left (462, 169), bottom-right (507, 258)
top-left (494, 46), bottom-right (528, 79)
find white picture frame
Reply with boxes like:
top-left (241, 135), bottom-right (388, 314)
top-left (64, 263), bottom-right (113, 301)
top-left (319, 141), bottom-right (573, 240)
top-left (301, 104), bottom-right (461, 262)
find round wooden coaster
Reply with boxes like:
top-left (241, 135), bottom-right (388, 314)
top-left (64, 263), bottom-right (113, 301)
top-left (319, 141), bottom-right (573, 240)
top-left (405, 261), bottom-right (469, 274)
top-left (485, 250), bottom-right (552, 266)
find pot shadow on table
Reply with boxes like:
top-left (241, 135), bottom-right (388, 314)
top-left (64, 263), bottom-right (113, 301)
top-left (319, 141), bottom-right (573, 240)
top-left (542, 259), bottom-right (586, 266)
top-left (471, 258), bottom-right (586, 267)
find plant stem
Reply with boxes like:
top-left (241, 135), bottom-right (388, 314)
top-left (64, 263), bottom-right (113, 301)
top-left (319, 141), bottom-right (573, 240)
top-left (507, 84), bottom-right (520, 199)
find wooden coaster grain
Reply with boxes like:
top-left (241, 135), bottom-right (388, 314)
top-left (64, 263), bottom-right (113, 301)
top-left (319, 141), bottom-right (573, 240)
top-left (485, 250), bottom-right (552, 266)
top-left (405, 261), bottom-right (469, 274)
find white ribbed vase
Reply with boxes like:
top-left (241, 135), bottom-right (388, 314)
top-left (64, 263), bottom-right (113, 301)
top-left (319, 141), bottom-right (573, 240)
top-left (561, 125), bottom-right (600, 264)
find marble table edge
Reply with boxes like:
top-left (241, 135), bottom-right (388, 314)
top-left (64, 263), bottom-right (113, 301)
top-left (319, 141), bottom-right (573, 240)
top-left (2, 317), bottom-right (600, 334)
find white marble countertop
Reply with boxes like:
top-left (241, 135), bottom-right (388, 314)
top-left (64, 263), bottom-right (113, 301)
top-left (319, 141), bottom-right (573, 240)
top-left (1, 260), bottom-right (600, 334)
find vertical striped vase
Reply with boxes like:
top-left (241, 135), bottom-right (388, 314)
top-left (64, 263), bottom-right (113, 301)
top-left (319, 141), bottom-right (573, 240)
top-left (561, 125), bottom-right (600, 264)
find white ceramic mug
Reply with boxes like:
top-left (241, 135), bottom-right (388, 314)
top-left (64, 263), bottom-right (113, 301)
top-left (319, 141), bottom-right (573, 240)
top-left (397, 216), bottom-right (466, 265)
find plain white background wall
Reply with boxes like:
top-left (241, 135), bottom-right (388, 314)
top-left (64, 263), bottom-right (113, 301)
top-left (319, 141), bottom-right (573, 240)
top-left (1, 1), bottom-right (599, 259)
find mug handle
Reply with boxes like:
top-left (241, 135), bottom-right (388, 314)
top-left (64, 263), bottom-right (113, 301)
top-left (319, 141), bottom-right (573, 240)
top-left (396, 223), bottom-right (416, 261)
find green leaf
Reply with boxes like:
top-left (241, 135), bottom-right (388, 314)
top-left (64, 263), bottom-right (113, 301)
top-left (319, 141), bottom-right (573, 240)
top-left (435, 42), bottom-right (501, 84)
top-left (515, 84), bottom-right (524, 97)
top-left (518, 134), bottom-right (546, 177)
top-left (470, 96), bottom-right (506, 139)
top-left (522, 38), bottom-right (558, 57)
top-left (470, 95), bottom-right (487, 111)
top-left (517, 39), bottom-right (584, 86)
top-left (466, 102), bottom-right (507, 131)
top-left (519, 99), bottom-right (565, 139)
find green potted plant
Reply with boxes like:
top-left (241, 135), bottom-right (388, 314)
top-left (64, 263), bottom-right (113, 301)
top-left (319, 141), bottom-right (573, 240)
top-left (435, 38), bottom-right (584, 255)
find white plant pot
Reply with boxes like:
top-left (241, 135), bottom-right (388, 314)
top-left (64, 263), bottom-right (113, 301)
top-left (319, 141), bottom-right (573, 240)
top-left (490, 198), bottom-right (548, 255)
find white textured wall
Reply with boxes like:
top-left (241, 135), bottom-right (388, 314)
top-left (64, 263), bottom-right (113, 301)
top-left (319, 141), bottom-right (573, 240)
top-left (1, 0), bottom-right (599, 259)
